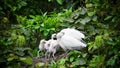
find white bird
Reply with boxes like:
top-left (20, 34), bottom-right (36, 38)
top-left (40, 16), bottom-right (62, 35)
top-left (60, 28), bottom-right (85, 41)
top-left (56, 32), bottom-right (87, 52)
top-left (37, 39), bottom-right (47, 57)
top-left (44, 34), bottom-right (57, 51)
top-left (47, 40), bottom-right (60, 58)
top-left (44, 34), bottom-right (60, 58)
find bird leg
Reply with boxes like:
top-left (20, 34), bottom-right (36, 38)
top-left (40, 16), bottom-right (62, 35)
top-left (63, 50), bottom-right (70, 58)
top-left (52, 50), bottom-right (56, 60)
top-left (48, 52), bottom-right (51, 59)
top-left (45, 51), bottom-right (48, 59)
top-left (45, 51), bottom-right (50, 59)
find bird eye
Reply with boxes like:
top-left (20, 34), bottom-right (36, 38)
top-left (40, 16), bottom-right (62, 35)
top-left (43, 41), bottom-right (46, 44)
top-left (48, 44), bottom-right (50, 46)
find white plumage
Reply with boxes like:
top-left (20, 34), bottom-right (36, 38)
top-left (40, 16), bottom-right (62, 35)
top-left (60, 28), bottom-right (85, 41)
top-left (48, 40), bottom-right (59, 58)
top-left (37, 28), bottom-right (87, 58)
top-left (44, 34), bottom-right (60, 58)
top-left (57, 29), bottom-right (86, 52)
top-left (44, 40), bottom-right (51, 51)
top-left (37, 39), bottom-right (46, 57)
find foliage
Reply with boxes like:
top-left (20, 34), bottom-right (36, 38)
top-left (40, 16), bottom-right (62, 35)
top-left (0, 0), bottom-right (120, 68)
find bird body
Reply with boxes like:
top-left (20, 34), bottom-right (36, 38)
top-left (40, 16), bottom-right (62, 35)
top-left (37, 29), bottom-right (87, 58)
top-left (57, 31), bottom-right (86, 51)
top-left (39, 39), bottom-right (46, 51)
top-left (44, 40), bottom-right (52, 50)
top-left (44, 34), bottom-right (60, 58)
top-left (60, 28), bottom-right (85, 41)
top-left (38, 39), bottom-right (46, 57)
top-left (48, 40), bottom-right (59, 58)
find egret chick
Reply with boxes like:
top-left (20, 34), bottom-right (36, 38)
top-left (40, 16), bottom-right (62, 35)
top-left (44, 34), bottom-right (58, 58)
top-left (51, 33), bottom-right (57, 40)
top-left (37, 39), bottom-right (46, 57)
top-left (48, 40), bottom-right (60, 59)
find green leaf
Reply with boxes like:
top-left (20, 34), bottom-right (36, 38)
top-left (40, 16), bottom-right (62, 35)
top-left (48, 0), bottom-right (53, 2)
top-left (0, 6), bottom-right (3, 10)
top-left (56, 0), bottom-right (63, 5)
top-left (89, 55), bottom-right (105, 67)
top-left (34, 25), bottom-right (40, 29)
top-left (87, 11), bottom-right (95, 16)
top-left (57, 58), bottom-right (66, 64)
top-left (12, 6), bottom-right (17, 11)
top-left (80, 17), bottom-right (91, 25)
top-left (7, 57), bottom-right (14, 61)
top-left (70, 57), bottom-right (74, 62)
top-left (86, 3), bottom-right (93, 8)
top-left (79, 7), bottom-right (86, 15)
top-left (20, 57), bottom-right (32, 65)
top-left (104, 16), bottom-right (112, 20)
top-left (19, 1), bottom-right (27, 7)
top-left (35, 62), bottom-right (45, 68)
top-left (92, 16), bottom-right (97, 21)
top-left (44, 30), bottom-right (49, 36)
top-left (72, 59), bottom-right (86, 66)
top-left (66, 18), bottom-right (74, 23)
top-left (50, 28), bottom-right (55, 30)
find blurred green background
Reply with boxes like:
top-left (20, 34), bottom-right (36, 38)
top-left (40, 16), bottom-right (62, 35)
top-left (0, 0), bottom-right (120, 68)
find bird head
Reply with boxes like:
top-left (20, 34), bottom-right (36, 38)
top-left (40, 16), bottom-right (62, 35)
top-left (51, 34), bottom-right (57, 40)
top-left (57, 32), bottom-right (65, 39)
top-left (40, 39), bottom-right (46, 45)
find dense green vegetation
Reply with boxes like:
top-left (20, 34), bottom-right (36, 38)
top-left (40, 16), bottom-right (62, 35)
top-left (0, 0), bottom-right (120, 68)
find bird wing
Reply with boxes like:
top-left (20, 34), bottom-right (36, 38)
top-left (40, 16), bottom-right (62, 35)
top-left (61, 28), bottom-right (85, 41)
top-left (61, 35), bottom-right (86, 50)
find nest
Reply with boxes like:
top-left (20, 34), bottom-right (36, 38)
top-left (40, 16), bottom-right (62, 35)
top-left (32, 53), bottom-right (67, 66)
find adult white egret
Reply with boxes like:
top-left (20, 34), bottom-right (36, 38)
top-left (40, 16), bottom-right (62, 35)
top-left (60, 28), bottom-right (85, 41)
top-left (37, 39), bottom-right (46, 57)
top-left (56, 32), bottom-right (87, 52)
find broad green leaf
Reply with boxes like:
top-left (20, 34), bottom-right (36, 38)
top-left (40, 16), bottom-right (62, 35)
top-left (7, 57), bottom-right (14, 61)
top-left (57, 58), bottom-right (66, 64)
top-left (35, 62), bottom-right (45, 68)
top-left (20, 57), bottom-right (32, 65)
top-left (86, 3), bottom-right (93, 8)
top-left (56, 0), bottom-right (63, 5)
top-left (16, 35), bottom-right (25, 47)
top-left (12, 6), bottom-right (17, 11)
top-left (70, 57), bottom-right (74, 62)
top-left (79, 8), bottom-right (86, 15)
top-left (58, 65), bottom-right (66, 68)
top-left (104, 16), bottom-right (112, 20)
top-left (80, 17), bottom-right (91, 25)
top-left (34, 25), bottom-right (40, 29)
top-left (63, 18), bottom-right (74, 23)
top-left (87, 11), bottom-right (95, 16)
top-left (50, 28), bottom-right (55, 30)
top-left (29, 15), bottom-right (35, 18)
top-left (89, 55), bottom-right (105, 67)
top-left (92, 16), bottom-right (97, 21)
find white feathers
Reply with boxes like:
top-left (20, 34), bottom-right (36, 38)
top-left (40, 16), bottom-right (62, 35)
top-left (44, 39), bottom-right (59, 58)
top-left (39, 39), bottom-right (46, 51)
top-left (60, 28), bottom-right (85, 41)
top-left (37, 28), bottom-right (87, 58)
top-left (48, 40), bottom-right (59, 58)
top-left (37, 39), bottom-right (46, 57)
top-left (57, 31), bottom-right (86, 51)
